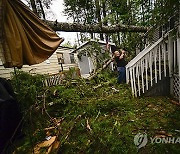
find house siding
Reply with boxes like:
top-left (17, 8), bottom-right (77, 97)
top-left (75, 42), bottom-right (114, 77)
top-left (0, 47), bottom-right (78, 79)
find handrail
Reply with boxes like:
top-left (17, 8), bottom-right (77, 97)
top-left (126, 37), bottom-right (164, 68)
top-left (126, 29), bottom-right (175, 69)
top-left (126, 21), bottom-right (179, 98)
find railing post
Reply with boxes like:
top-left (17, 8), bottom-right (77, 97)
top-left (168, 35), bottom-right (174, 77)
top-left (132, 66), bottom-right (137, 97)
top-left (136, 63), bottom-right (141, 96)
top-left (141, 59), bottom-right (145, 93)
top-left (159, 44), bottom-right (162, 80)
top-left (145, 55), bottom-right (149, 90)
top-left (168, 35), bottom-right (174, 95)
top-left (149, 51), bottom-right (153, 86)
top-left (162, 41), bottom-right (167, 77)
top-left (130, 67), bottom-right (135, 97)
top-left (126, 67), bottom-right (129, 84)
top-left (154, 47), bottom-right (158, 83)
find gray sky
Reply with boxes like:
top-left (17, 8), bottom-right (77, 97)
top-left (50, 0), bottom-right (77, 45)
top-left (22, 0), bottom-right (77, 45)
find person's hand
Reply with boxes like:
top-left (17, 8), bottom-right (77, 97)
top-left (119, 54), bottom-right (124, 59)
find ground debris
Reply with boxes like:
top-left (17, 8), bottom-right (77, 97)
top-left (34, 136), bottom-right (60, 154)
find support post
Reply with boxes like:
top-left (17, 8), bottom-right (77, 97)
top-left (168, 35), bottom-right (174, 95)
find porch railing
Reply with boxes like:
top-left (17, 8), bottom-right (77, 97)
top-left (126, 34), bottom-right (168, 97)
top-left (126, 27), bottom-right (180, 98)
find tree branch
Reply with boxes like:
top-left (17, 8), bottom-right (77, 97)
top-left (87, 57), bottom-right (114, 80)
top-left (46, 21), bottom-right (149, 33)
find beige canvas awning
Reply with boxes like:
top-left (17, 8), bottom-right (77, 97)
top-left (0, 0), bottom-right (64, 68)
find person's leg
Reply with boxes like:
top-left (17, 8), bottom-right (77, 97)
top-left (117, 67), bottom-right (126, 84)
top-left (117, 67), bottom-right (121, 83)
top-left (122, 67), bottom-right (126, 83)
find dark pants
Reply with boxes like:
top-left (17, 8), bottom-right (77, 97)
top-left (117, 67), bottom-right (126, 84)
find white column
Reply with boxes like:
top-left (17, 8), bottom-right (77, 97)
top-left (130, 67), bottom-right (134, 97)
top-left (162, 42), bottom-right (167, 77)
top-left (141, 59), bottom-right (145, 93)
top-left (145, 56), bottom-right (149, 90)
top-left (154, 47), bottom-right (158, 83)
top-left (168, 35), bottom-right (174, 77)
top-left (149, 51), bottom-right (153, 86)
top-left (159, 44), bottom-right (162, 80)
top-left (126, 67), bottom-right (130, 84)
top-left (136, 63), bottom-right (141, 96)
top-left (168, 35), bottom-right (174, 95)
top-left (133, 66), bottom-right (137, 97)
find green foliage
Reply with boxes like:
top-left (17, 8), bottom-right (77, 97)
top-left (12, 71), bottom-right (180, 153)
top-left (10, 71), bottom-right (50, 151)
top-left (11, 70), bottom-right (45, 112)
top-left (64, 0), bottom-right (179, 56)
top-left (62, 41), bottom-right (74, 48)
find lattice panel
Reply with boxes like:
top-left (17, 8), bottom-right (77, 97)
top-left (173, 74), bottom-right (180, 101)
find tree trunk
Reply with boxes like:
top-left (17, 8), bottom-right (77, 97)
top-left (102, 1), bottom-right (109, 42)
top-left (30, 0), bottom-right (38, 16)
top-left (47, 21), bottom-right (149, 33)
top-left (95, 0), bottom-right (104, 40)
top-left (37, 0), bottom-right (46, 20)
top-left (115, 13), bottom-right (121, 45)
top-left (28, 0), bottom-right (148, 34)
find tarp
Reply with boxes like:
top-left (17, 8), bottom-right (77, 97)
top-left (0, 0), bottom-right (64, 68)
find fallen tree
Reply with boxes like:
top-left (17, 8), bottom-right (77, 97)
top-left (47, 21), bottom-right (149, 33)
top-left (87, 57), bottom-right (115, 80)
top-left (28, 0), bottom-right (148, 33)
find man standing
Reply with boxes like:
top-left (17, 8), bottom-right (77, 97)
top-left (114, 49), bottom-right (127, 83)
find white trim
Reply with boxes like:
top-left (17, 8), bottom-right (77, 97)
top-left (168, 35), bottom-right (174, 77)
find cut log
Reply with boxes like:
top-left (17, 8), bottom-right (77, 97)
top-left (46, 21), bottom-right (149, 33)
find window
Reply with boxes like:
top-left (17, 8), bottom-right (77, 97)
top-left (45, 59), bottom-right (50, 64)
top-left (57, 53), bottom-right (64, 64)
top-left (70, 53), bottom-right (75, 64)
top-left (0, 60), bottom-right (3, 66)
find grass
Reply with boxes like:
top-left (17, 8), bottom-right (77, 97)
top-left (10, 71), bottom-right (180, 154)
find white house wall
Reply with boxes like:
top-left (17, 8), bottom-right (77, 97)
top-left (56, 47), bottom-right (72, 64)
top-left (0, 49), bottom-right (77, 79)
top-left (76, 43), bottom-right (114, 77)
top-left (78, 54), bottom-right (90, 75)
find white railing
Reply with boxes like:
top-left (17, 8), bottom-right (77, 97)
top-left (126, 33), bottom-right (170, 97)
top-left (126, 24), bottom-right (180, 97)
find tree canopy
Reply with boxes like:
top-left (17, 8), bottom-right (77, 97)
top-left (25, 0), bottom-right (179, 52)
